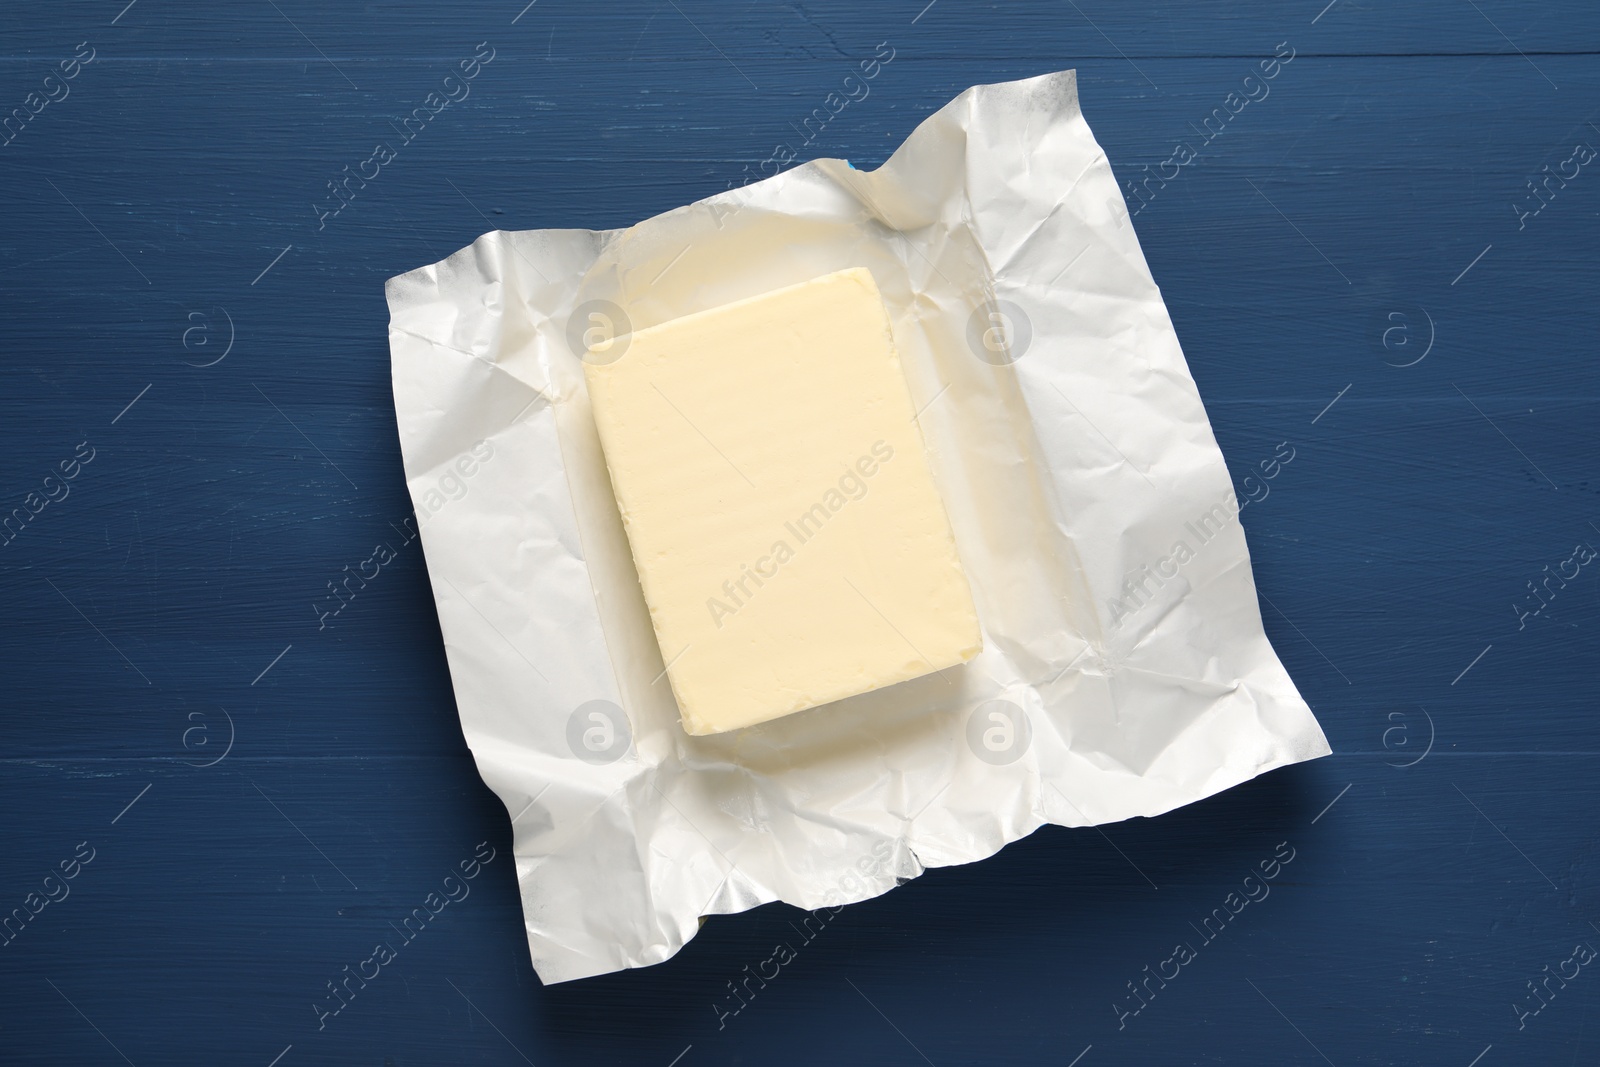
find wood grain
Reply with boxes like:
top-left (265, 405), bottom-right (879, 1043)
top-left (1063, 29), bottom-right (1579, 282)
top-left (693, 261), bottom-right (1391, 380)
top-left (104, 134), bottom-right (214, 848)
top-left (1, 1), bottom-right (1596, 1064)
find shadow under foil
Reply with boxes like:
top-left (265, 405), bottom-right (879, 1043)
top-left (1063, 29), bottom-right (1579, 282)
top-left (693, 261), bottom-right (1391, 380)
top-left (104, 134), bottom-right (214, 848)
top-left (532, 760), bottom-right (1320, 1062)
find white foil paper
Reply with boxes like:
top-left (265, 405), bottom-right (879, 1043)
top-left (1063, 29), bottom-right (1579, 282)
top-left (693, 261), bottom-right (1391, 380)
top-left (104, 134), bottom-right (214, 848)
top-left (385, 70), bottom-right (1330, 984)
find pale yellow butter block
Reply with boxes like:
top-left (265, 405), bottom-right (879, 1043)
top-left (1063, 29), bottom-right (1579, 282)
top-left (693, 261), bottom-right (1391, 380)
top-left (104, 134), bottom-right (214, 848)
top-left (583, 267), bottom-right (981, 735)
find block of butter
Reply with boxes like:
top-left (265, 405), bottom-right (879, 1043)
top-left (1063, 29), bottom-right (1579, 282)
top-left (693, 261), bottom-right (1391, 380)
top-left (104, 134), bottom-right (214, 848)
top-left (583, 267), bottom-right (982, 735)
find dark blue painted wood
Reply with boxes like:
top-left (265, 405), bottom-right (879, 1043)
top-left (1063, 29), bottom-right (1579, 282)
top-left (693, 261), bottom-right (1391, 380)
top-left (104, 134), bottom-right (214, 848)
top-left (2, 2), bottom-right (1597, 1064)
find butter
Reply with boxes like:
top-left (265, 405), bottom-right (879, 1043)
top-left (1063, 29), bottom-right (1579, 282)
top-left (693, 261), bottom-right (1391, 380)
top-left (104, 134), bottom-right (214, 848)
top-left (584, 267), bottom-right (981, 735)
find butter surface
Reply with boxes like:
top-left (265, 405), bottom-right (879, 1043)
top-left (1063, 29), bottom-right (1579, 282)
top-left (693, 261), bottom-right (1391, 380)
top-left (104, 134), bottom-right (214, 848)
top-left (584, 267), bottom-right (981, 735)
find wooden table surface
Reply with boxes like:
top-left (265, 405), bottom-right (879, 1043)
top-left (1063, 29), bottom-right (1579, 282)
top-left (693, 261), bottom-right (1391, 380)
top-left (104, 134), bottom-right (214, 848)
top-left (3, 2), bottom-right (1597, 1064)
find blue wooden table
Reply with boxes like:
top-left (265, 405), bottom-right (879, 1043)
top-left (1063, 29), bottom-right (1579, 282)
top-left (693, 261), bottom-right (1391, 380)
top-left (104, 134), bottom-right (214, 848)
top-left (3, 2), bottom-right (1597, 1064)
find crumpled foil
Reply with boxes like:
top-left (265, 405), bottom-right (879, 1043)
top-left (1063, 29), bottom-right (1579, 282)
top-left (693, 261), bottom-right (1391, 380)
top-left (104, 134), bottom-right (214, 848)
top-left (385, 69), bottom-right (1330, 984)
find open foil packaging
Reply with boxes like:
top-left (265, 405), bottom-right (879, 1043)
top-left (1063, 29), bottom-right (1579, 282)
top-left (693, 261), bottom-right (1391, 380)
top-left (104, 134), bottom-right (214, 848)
top-left (385, 70), bottom-right (1330, 984)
